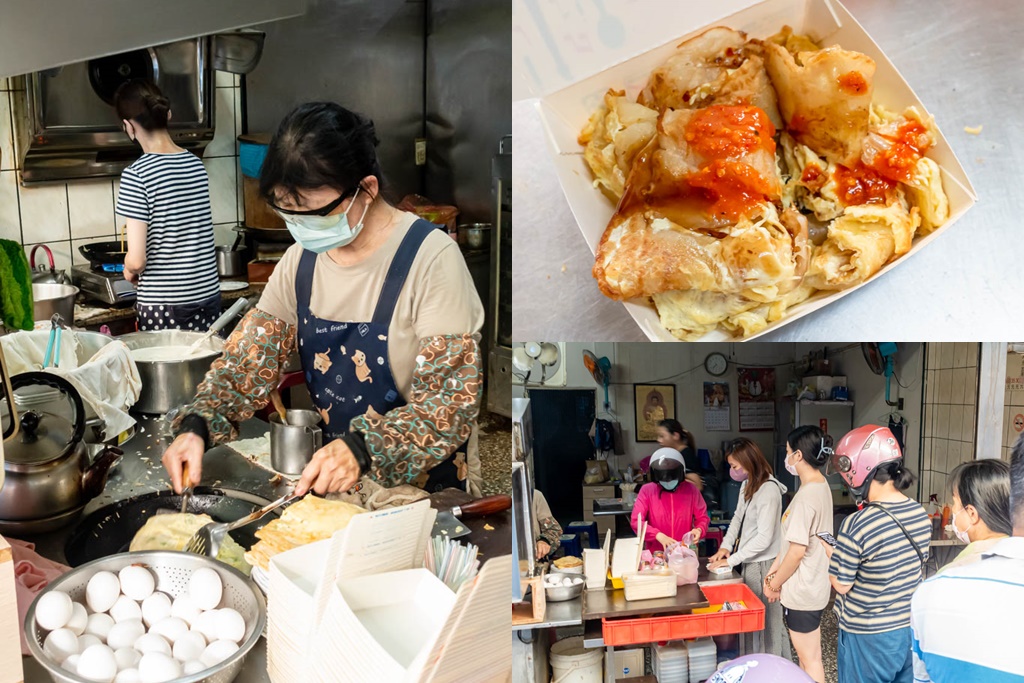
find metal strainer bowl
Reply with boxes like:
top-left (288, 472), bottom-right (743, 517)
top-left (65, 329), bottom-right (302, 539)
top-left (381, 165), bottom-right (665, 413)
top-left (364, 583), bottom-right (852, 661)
top-left (25, 550), bottom-right (266, 683)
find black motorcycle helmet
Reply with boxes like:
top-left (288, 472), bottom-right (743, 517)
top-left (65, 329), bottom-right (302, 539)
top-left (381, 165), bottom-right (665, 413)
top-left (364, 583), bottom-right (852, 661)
top-left (649, 448), bottom-right (686, 491)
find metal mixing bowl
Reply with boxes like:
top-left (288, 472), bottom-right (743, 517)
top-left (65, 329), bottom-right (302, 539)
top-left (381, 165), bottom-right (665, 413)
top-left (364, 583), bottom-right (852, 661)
top-left (544, 571), bottom-right (586, 602)
top-left (25, 550), bottom-right (266, 683)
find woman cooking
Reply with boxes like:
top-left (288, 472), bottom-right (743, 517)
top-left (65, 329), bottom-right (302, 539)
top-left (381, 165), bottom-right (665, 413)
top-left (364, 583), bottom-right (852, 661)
top-left (161, 102), bottom-right (485, 497)
top-left (113, 79), bottom-right (222, 331)
top-left (631, 448), bottom-right (709, 553)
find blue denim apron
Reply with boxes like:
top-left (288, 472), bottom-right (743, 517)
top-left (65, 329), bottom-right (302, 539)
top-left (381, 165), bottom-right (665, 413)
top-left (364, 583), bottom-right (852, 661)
top-left (294, 220), bottom-right (467, 492)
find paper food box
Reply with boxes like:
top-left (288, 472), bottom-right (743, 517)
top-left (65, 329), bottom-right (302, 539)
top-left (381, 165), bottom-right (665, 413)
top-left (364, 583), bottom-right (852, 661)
top-left (514, 0), bottom-right (976, 341)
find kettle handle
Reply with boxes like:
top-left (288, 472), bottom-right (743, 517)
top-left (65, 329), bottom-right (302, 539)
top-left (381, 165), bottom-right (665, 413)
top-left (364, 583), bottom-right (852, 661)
top-left (9, 372), bottom-right (86, 448)
top-left (0, 346), bottom-right (17, 441)
top-left (29, 244), bottom-right (55, 271)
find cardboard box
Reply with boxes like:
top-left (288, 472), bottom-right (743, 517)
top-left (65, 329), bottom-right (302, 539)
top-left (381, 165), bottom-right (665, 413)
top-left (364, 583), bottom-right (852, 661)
top-left (514, 0), bottom-right (976, 341)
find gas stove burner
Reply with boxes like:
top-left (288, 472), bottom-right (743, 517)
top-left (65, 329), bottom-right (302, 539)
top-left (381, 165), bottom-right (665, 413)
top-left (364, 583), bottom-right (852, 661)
top-left (70, 265), bottom-right (136, 306)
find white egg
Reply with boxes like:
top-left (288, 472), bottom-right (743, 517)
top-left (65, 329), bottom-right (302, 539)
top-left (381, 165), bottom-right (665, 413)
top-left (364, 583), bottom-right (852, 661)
top-left (86, 571), bottom-right (121, 613)
top-left (85, 612), bottom-right (115, 641)
top-left (182, 660), bottom-right (206, 675)
top-left (109, 595), bottom-right (143, 623)
top-left (35, 590), bottom-right (74, 631)
top-left (138, 652), bottom-right (182, 683)
top-left (172, 630), bottom-right (205, 663)
top-left (213, 608), bottom-right (246, 643)
top-left (140, 593), bottom-right (172, 628)
top-left (117, 566), bottom-right (155, 602)
top-left (107, 620), bottom-right (146, 651)
top-left (44, 628), bottom-right (80, 663)
top-left (191, 610), bottom-right (221, 643)
top-left (149, 617), bottom-right (189, 645)
top-left (78, 634), bottom-right (103, 652)
top-left (114, 669), bottom-right (141, 683)
top-left (188, 568), bottom-right (223, 611)
top-left (62, 653), bottom-right (81, 673)
top-left (199, 640), bottom-right (239, 667)
top-left (133, 633), bottom-right (171, 657)
top-left (77, 644), bottom-right (117, 683)
top-left (67, 601), bottom-right (89, 636)
top-left (114, 646), bottom-right (142, 672)
top-left (169, 595), bottom-right (201, 627)
top-left (172, 630), bottom-right (206, 663)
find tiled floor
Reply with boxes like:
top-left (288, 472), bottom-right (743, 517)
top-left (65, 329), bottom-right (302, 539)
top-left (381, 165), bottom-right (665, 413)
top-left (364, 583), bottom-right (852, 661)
top-left (478, 407), bottom-right (511, 497)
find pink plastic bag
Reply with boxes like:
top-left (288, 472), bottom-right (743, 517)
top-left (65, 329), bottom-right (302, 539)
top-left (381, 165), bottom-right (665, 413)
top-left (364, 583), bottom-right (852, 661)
top-left (666, 542), bottom-right (699, 585)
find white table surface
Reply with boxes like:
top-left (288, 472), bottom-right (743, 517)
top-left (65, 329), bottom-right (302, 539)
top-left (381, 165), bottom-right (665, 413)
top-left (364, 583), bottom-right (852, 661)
top-left (513, 0), bottom-right (1024, 342)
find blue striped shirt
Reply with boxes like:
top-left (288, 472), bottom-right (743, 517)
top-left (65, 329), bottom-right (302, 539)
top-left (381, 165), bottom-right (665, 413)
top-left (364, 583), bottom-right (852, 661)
top-left (830, 499), bottom-right (932, 633)
top-left (115, 151), bottom-right (220, 306)
top-left (911, 537), bottom-right (1024, 681)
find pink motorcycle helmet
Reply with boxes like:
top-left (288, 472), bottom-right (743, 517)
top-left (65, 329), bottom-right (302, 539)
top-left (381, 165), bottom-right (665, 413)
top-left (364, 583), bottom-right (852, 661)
top-left (832, 425), bottom-right (903, 503)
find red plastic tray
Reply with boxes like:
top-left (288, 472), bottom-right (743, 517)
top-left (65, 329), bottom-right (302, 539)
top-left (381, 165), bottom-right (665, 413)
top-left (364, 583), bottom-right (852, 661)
top-left (602, 583), bottom-right (766, 647)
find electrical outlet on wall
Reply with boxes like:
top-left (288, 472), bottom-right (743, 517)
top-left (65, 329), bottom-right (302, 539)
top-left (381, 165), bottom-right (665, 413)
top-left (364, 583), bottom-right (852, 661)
top-left (415, 138), bottom-right (427, 166)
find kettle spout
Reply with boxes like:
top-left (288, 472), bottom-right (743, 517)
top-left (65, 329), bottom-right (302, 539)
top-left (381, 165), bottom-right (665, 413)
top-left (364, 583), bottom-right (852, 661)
top-left (82, 446), bottom-right (123, 500)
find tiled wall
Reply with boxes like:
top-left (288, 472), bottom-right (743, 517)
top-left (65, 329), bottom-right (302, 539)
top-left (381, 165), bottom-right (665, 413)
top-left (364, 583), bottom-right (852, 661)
top-left (920, 343), bottom-right (981, 504)
top-left (0, 72), bottom-right (244, 271)
top-left (1002, 350), bottom-right (1024, 460)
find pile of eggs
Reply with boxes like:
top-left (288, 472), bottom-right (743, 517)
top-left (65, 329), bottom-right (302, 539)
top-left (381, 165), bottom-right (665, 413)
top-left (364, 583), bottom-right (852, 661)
top-left (543, 574), bottom-right (584, 588)
top-left (33, 564), bottom-right (248, 683)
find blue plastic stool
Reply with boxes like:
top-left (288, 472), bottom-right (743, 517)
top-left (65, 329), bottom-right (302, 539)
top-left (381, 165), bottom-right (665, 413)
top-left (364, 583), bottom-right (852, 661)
top-left (565, 521), bottom-right (600, 549)
top-left (559, 534), bottom-right (583, 558)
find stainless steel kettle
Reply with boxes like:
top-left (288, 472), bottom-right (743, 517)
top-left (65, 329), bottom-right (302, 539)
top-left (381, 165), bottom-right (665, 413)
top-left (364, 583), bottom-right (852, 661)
top-left (0, 345), bottom-right (17, 490)
top-left (29, 244), bottom-right (67, 285)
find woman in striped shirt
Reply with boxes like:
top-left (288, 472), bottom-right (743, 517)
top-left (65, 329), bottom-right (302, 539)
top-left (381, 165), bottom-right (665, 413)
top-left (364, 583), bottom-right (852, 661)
top-left (824, 425), bottom-right (932, 683)
top-left (114, 79), bottom-right (221, 332)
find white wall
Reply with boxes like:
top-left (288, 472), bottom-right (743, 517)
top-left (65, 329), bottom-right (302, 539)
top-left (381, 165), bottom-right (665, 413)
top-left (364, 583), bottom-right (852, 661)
top-left (515, 342), bottom-right (926, 476)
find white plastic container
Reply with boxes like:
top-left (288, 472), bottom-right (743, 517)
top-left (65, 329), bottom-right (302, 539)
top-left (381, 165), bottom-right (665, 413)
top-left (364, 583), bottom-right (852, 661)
top-left (622, 570), bottom-right (678, 601)
top-left (687, 637), bottom-right (718, 683)
top-left (583, 549), bottom-right (607, 590)
top-left (653, 641), bottom-right (689, 683)
top-left (550, 636), bottom-right (603, 683)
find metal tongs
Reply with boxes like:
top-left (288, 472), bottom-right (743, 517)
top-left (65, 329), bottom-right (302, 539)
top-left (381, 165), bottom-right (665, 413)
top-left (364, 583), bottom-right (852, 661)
top-left (185, 491), bottom-right (303, 557)
top-left (43, 313), bottom-right (65, 368)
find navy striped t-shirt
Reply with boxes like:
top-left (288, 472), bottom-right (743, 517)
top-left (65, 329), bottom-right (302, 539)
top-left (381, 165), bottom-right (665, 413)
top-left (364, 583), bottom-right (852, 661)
top-left (115, 151), bottom-right (220, 306)
top-left (829, 498), bottom-right (932, 633)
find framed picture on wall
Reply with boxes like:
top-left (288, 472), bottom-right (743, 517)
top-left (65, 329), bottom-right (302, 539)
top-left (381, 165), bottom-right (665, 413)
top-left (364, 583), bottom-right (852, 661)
top-left (634, 384), bottom-right (676, 442)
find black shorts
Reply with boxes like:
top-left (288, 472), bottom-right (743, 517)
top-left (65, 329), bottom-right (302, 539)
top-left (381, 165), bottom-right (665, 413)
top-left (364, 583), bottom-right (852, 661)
top-left (783, 606), bottom-right (824, 634)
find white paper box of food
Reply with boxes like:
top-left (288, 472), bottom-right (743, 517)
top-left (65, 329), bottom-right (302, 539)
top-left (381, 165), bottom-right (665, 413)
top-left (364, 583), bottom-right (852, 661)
top-left (515, 0), bottom-right (977, 341)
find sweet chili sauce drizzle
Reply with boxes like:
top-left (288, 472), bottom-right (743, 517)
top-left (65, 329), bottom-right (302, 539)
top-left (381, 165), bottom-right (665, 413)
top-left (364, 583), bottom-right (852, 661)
top-left (867, 119), bottom-right (932, 183)
top-left (834, 162), bottom-right (897, 206)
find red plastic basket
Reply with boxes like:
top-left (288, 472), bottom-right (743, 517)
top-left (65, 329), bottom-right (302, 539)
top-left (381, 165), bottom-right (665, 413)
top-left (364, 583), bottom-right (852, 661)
top-left (602, 583), bottom-right (766, 647)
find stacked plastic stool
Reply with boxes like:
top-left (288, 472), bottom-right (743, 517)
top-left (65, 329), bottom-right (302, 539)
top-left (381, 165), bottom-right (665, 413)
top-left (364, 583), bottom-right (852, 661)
top-left (559, 534), bottom-right (583, 558)
top-left (565, 521), bottom-right (600, 549)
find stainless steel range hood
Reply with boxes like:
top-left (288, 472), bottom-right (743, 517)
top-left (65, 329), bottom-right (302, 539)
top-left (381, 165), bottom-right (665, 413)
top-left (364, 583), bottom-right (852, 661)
top-left (0, 0), bottom-right (306, 79)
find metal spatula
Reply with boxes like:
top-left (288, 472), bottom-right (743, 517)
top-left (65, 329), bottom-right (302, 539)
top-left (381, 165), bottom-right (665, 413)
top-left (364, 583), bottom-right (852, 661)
top-left (185, 491), bottom-right (300, 557)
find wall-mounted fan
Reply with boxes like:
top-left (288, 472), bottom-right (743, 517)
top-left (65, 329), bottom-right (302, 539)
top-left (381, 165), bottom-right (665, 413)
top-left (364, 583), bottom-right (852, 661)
top-left (583, 349), bottom-right (612, 411)
top-left (512, 342), bottom-right (566, 386)
top-left (862, 342), bottom-right (899, 406)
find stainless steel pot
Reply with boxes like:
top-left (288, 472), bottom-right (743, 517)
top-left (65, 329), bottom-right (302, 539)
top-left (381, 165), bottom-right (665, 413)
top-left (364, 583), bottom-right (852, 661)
top-left (216, 244), bottom-right (245, 278)
top-left (120, 329), bottom-right (224, 414)
top-left (458, 222), bottom-right (492, 250)
top-left (0, 372), bottom-right (121, 526)
top-left (32, 282), bottom-right (79, 324)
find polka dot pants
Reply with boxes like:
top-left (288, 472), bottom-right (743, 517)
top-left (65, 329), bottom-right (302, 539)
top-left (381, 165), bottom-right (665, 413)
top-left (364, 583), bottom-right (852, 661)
top-left (136, 294), bottom-right (224, 335)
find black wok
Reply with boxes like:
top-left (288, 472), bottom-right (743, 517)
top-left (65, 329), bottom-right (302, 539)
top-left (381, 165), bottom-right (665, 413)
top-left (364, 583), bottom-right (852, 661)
top-left (78, 241), bottom-right (128, 267)
top-left (64, 487), bottom-right (280, 567)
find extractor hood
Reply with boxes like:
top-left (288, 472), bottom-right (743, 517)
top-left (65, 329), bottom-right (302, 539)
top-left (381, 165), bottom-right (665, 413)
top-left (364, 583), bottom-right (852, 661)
top-left (0, 0), bottom-right (306, 79)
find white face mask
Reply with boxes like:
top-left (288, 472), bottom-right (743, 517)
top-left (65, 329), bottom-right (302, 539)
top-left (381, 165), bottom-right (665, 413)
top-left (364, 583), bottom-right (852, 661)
top-left (659, 479), bottom-right (680, 492)
top-left (784, 452), bottom-right (799, 477)
top-left (279, 188), bottom-right (371, 253)
top-left (949, 507), bottom-right (971, 544)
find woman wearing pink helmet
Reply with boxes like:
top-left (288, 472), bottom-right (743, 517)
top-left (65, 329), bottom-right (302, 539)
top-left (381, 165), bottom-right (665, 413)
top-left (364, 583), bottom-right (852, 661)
top-left (822, 425), bottom-right (932, 683)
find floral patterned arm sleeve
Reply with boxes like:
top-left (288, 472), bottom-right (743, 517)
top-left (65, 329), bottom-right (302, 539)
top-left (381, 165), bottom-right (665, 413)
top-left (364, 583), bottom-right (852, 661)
top-left (538, 515), bottom-right (563, 549)
top-left (173, 308), bottom-right (297, 443)
top-left (348, 333), bottom-right (482, 488)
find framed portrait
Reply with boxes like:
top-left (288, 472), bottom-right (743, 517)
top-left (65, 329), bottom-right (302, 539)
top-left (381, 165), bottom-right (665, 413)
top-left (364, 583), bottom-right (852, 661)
top-left (634, 384), bottom-right (676, 442)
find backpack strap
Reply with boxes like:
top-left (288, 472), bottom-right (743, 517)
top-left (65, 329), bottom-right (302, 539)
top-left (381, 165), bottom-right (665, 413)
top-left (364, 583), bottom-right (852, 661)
top-left (866, 502), bottom-right (926, 566)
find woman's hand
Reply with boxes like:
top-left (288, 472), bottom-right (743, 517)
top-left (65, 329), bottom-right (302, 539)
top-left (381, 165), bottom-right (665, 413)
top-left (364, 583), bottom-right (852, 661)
top-left (818, 537), bottom-right (836, 560)
top-left (295, 439), bottom-right (361, 496)
top-left (707, 558), bottom-right (731, 570)
top-left (656, 532), bottom-right (677, 549)
top-left (764, 582), bottom-right (782, 603)
top-left (708, 547), bottom-right (731, 564)
top-left (536, 540), bottom-right (551, 559)
top-left (161, 432), bottom-right (204, 494)
top-left (124, 268), bottom-right (139, 285)
top-left (689, 528), bottom-right (703, 542)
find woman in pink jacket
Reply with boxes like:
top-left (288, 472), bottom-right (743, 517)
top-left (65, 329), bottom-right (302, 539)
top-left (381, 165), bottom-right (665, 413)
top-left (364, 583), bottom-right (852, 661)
top-left (631, 448), bottom-right (710, 553)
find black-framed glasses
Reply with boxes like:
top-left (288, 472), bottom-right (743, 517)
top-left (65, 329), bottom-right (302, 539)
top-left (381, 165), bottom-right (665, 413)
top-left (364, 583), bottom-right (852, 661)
top-left (269, 189), bottom-right (355, 217)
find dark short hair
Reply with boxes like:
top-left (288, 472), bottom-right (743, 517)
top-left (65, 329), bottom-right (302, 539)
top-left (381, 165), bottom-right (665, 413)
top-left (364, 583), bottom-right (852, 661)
top-left (949, 459), bottom-right (1012, 536)
top-left (786, 425), bottom-right (832, 471)
top-left (1011, 433), bottom-right (1024, 531)
top-left (259, 102), bottom-right (382, 207)
top-left (113, 79), bottom-right (170, 131)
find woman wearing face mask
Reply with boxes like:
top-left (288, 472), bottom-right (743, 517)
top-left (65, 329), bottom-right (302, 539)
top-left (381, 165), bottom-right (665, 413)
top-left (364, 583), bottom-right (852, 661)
top-left (762, 426), bottom-right (834, 683)
top-left (639, 419), bottom-right (704, 491)
top-left (822, 425), bottom-right (931, 683)
top-left (159, 102), bottom-right (484, 497)
top-left (631, 448), bottom-right (709, 553)
top-left (940, 459), bottom-right (1011, 572)
top-left (113, 79), bottom-right (221, 331)
top-left (707, 438), bottom-right (789, 659)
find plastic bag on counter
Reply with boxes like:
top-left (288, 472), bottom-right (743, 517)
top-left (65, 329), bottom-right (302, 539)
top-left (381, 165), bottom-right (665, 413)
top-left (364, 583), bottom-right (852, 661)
top-left (583, 459), bottom-right (609, 484)
top-left (666, 541), bottom-right (699, 585)
top-left (397, 194), bottom-right (459, 237)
